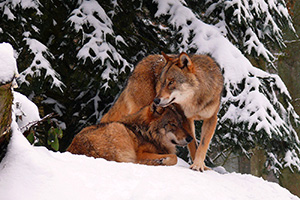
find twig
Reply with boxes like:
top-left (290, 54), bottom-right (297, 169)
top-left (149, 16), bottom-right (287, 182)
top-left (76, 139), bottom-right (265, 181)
top-left (20, 113), bottom-right (55, 132)
top-left (222, 148), bottom-right (234, 166)
top-left (212, 146), bottom-right (232, 162)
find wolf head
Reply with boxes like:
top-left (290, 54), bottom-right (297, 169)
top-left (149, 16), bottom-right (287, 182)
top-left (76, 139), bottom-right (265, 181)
top-left (154, 52), bottom-right (198, 107)
top-left (148, 103), bottom-right (193, 152)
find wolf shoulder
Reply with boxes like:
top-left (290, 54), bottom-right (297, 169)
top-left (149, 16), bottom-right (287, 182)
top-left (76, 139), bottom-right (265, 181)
top-left (191, 54), bottom-right (223, 86)
top-left (190, 54), bottom-right (221, 73)
top-left (131, 54), bottom-right (165, 78)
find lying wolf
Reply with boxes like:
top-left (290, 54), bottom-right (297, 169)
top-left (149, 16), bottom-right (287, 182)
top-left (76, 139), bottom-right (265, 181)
top-left (101, 52), bottom-right (223, 171)
top-left (68, 104), bottom-right (193, 166)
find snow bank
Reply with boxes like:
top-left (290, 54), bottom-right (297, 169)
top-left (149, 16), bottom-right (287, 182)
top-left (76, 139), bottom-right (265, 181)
top-left (0, 42), bottom-right (18, 84)
top-left (12, 91), bottom-right (40, 132)
top-left (0, 126), bottom-right (298, 200)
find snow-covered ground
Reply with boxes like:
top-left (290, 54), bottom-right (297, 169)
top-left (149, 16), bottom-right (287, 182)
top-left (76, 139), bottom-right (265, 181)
top-left (0, 123), bottom-right (298, 200)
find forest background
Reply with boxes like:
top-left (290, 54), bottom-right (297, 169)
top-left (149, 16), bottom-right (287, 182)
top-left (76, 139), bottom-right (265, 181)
top-left (0, 0), bottom-right (300, 196)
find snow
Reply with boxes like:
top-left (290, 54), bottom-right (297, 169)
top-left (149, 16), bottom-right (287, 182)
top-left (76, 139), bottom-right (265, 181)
top-left (206, 0), bottom-right (293, 60)
top-left (12, 91), bottom-right (40, 132)
top-left (0, 0), bottom-right (42, 20)
top-left (284, 150), bottom-right (300, 172)
top-left (19, 37), bottom-right (65, 91)
top-left (42, 97), bottom-right (66, 117)
top-left (0, 43), bottom-right (18, 84)
top-left (0, 125), bottom-right (299, 200)
top-left (68, 0), bottom-right (131, 84)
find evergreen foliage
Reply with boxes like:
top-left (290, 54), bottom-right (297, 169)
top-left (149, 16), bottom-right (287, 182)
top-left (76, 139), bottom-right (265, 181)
top-left (0, 0), bottom-right (299, 174)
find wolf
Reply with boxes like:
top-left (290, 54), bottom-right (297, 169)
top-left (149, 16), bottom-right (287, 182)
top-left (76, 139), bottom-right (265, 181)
top-left (154, 52), bottom-right (223, 171)
top-left (68, 103), bottom-right (193, 166)
top-left (101, 52), bottom-right (223, 171)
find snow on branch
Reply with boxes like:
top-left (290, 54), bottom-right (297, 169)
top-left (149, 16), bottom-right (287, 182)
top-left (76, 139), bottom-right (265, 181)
top-left (205, 0), bottom-right (295, 63)
top-left (0, 1), bottom-right (64, 92)
top-left (18, 36), bottom-right (65, 92)
top-left (0, 0), bottom-right (42, 20)
top-left (68, 0), bottom-right (131, 90)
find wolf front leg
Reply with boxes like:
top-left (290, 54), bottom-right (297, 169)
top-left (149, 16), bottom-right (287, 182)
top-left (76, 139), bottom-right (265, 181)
top-left (136, 152), bottom-right (177, 166)
top-left (187, 118), bottom-right (197, 161)
top-left (190, 113), bottom-right (218, 172)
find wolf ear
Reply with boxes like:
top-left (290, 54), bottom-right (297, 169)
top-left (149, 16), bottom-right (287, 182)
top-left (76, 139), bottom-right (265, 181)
top-left (150, 103), bottom-right (164, 116)
top-left (179, 52), bottom-right (195, 73)
top-left (161, 51), bottom-right (171, 62)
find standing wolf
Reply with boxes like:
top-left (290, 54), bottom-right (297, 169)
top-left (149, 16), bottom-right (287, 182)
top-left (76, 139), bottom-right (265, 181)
top-left (101, 52), bottom-right (223, 171)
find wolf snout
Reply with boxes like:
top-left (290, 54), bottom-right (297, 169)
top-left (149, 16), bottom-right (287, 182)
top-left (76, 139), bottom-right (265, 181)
top-left (153, 98), bottom-right (161, 105)
top-left (186, 135), bottom-right (193, 143)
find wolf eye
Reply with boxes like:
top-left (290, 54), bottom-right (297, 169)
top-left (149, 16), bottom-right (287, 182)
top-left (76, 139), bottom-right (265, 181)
top-left (170, 123), bottom-right (176, 127)
top-left (168, 80), bottom-right (174, 86)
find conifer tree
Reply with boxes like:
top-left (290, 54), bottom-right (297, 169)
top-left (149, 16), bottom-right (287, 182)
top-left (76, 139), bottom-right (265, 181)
top-left (0, 0), bottom-right (299, 174)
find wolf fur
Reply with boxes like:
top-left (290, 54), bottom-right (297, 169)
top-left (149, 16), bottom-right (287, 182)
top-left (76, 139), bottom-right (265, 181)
top-left (68, 104), bottom-right (193, 166)
top-left (100, 52), bottom-right (223, 171)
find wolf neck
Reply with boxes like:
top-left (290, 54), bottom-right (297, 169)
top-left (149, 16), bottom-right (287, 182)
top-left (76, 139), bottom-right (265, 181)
top-left (121, 122), bottom-right (170, 153)
top-left (119, 108), bottom-right (170, 153)
top-left (180, 91), bottom-right (204, 119)
top-left (121, 122), bottom-right (146, 140)
top-left (179, 67), bottom-right (216, 119)
top-left (118, 106), bottom-right (150, 132)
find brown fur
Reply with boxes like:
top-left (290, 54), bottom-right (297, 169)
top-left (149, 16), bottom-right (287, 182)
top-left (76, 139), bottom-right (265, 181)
top-left (101, 52), bottom-right (224, 171)
top-left (68, 104), bottom-right (193, 166)
top-left (100, 55), bottom-right (164, 123)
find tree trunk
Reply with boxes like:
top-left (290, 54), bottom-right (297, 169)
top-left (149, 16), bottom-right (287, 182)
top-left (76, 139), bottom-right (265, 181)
top-left (0, 82), bottom-right (13, 161)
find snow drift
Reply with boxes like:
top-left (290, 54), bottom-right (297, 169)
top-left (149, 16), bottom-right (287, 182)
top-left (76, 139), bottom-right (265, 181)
top-left (0, 123), bottom-right (298, 200)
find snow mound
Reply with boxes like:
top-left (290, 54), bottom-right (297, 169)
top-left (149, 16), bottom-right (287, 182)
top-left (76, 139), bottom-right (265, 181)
top-left (12, 91), bottom-right (41, 132)
top-left (0, 42), bottom-right (18, 84)
top-left (0, 124), bottom-right (298, 200)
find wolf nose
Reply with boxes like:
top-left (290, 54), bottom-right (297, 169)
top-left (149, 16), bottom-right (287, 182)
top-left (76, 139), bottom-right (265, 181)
top-left (153, 98), bottom-right (161, 105)
top-left (186, 135), bottom-right (193, 143)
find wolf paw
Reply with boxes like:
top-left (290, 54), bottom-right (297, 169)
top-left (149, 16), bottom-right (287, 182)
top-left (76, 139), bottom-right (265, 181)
top-left (190, 162), bottom-right (210, 172)
top-left (160, 155), bottom-right (177, 166)
top-left (154, 157), bottom-right (171, 165)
